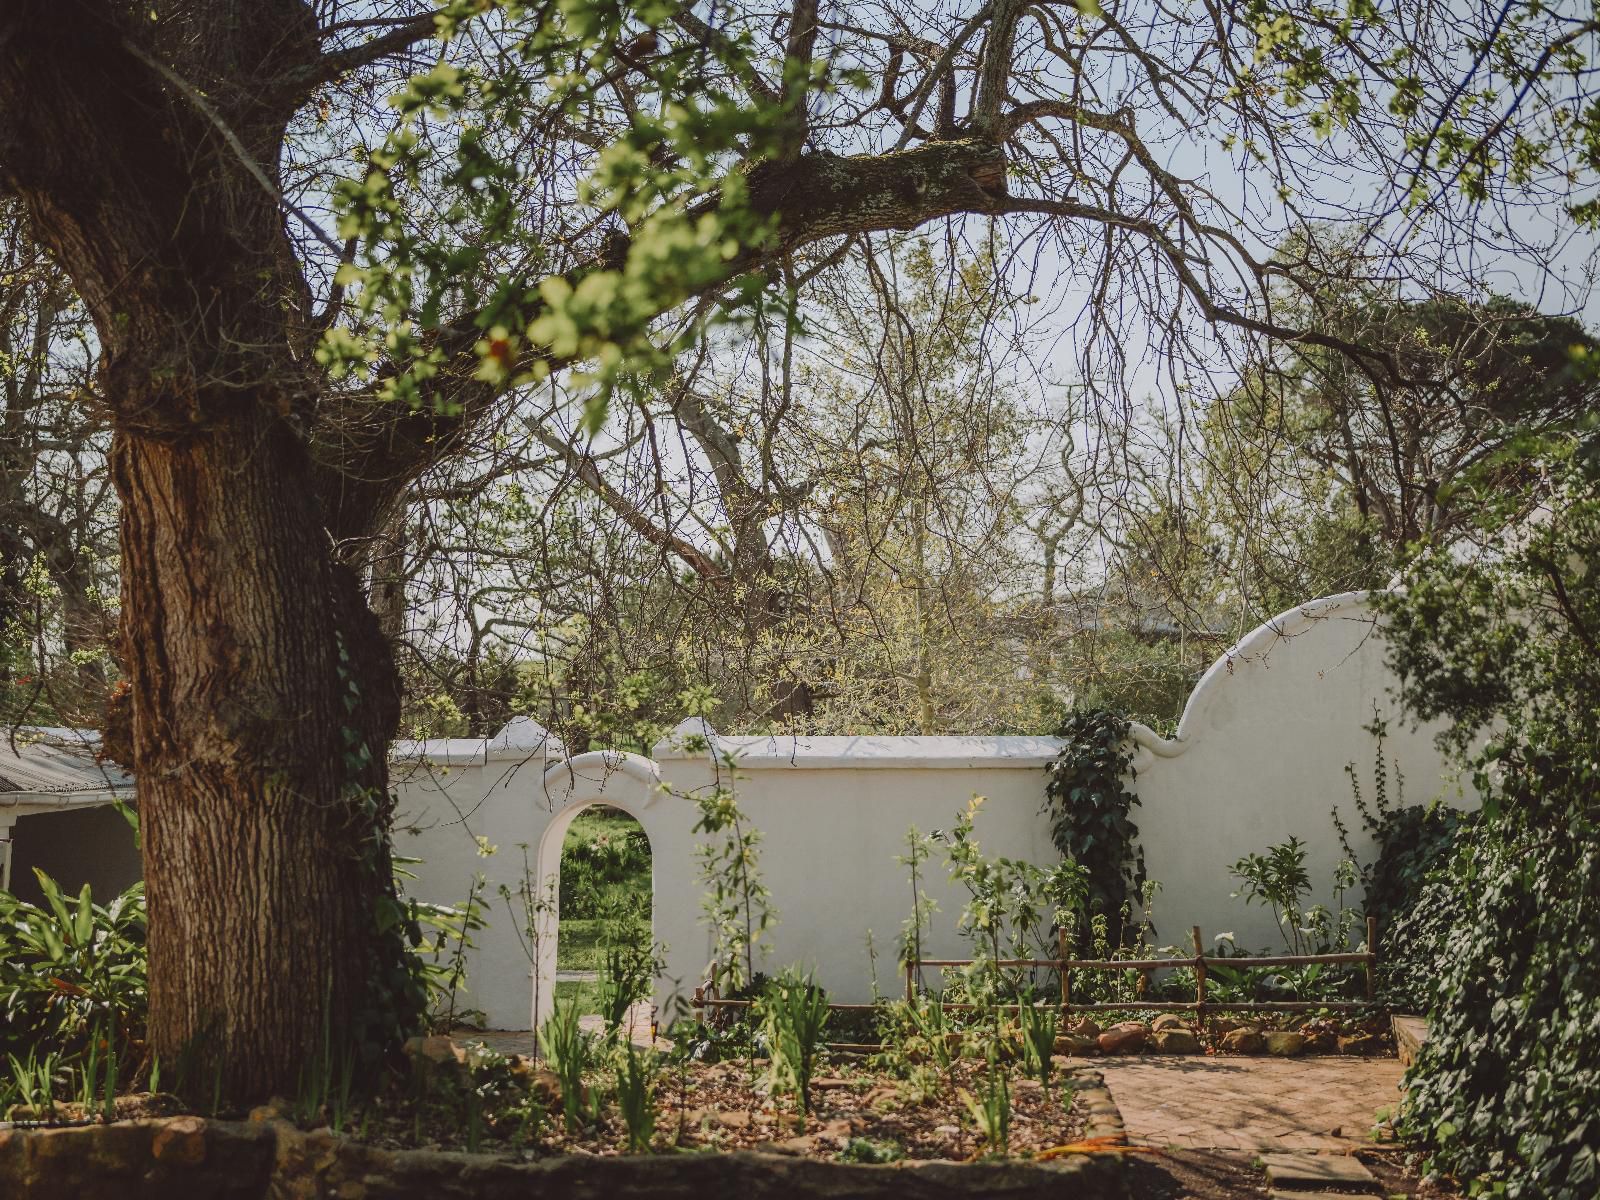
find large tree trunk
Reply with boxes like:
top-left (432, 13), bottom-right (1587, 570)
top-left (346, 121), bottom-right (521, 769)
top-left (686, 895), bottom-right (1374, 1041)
top-left (116, 401), bottom-right (416, 1100)
top-left (113, 402), bottom-right (416, 1100)
top-left (0, 2), bottom-right (426, 1100)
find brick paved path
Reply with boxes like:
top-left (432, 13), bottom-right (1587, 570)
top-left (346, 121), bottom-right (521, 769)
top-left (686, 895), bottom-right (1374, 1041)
top-left (1094, 1056), bottom-right (1406, 1153)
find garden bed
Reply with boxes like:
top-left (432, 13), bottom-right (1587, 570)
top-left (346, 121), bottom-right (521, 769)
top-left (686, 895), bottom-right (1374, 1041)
top-left (564, 1058), bottom-right (1093, 1162)
top-left (0, 1062), bottom-right (1127, 1200)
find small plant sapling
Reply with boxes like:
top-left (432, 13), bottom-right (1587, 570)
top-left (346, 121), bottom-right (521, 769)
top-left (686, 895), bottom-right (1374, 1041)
top-left (896, 824), bottom-right (940, 995)
top-left (538, 996), bottom-right (592, 1132)
top-left (756, 968), bottom-right (830, 1127)
top-left (837, 1137), bottom-right (905, 1163)
top-left (1018, 1000), bottom-right (1057, 1099)
top-left (958, 1046), bottom-right (1011, 1156)
top-left (615, 1041), bottom-right (659, 1152)
top-left (909, 995), bottom-right (959, 1077)
top-left (596, 938), bottom-right (663, 1042)
top-left (690, 754), bottom-right (777, 995)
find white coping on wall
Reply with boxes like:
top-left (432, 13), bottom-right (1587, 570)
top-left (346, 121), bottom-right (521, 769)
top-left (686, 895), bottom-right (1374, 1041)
top-left (541, 749), bottom-right (662, 803)
top-left (393, 715), bottom-right (567, 766)
top-left (653, 720), bottom-right (1065, 769)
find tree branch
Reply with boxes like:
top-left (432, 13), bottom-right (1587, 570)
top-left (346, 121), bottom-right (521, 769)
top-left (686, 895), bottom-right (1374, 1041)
top-left (523, 418), bottom-right (725, 582)
top-left (315, 139), bottom-right (1010, 539)
top-left (778, 0), bottom-right (820, 158)
top-left (277, 10), bottom-right (445, 107)
top-left (120, 36), bottom-right (343, 255)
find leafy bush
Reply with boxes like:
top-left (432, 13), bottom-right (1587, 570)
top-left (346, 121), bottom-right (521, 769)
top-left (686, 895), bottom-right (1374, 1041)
top-left (0, 872), bottom-right (146, 1072)
top-left (1396, 822), bottom-right (1599, 1197)
top-left (0, 865), bottom-right (481, 1105)
top-left (937, 798), bottom-right (1085, 1002)
top-left (1229, 835), bottom-right (1362, 959)
top-left (406, 877), bottom-right (490, 1031)
top-left (1378, 433), bottom-right (1600, 1197)
top-left (1333, 718), bottom-right (1477, 1009)
top-left (1199, 934), bottom-right (1361, 1005)
top-left (1361, 804), bottom-right (1471, 936)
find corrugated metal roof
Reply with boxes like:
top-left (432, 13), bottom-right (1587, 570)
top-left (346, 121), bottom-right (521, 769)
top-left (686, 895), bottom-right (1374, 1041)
top-left (0, 731), bottom-right (131, 796)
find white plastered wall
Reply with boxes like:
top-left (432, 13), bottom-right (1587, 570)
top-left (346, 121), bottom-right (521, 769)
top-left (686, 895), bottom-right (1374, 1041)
top-left (393, 592), bottom-right (1473, 1031)
top-left (1124, 592), bottom-right (1473, 954)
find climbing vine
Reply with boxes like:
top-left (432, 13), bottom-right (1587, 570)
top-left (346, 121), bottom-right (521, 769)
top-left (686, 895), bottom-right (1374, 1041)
top-left (1042, 708), bottom-right (1146, 950)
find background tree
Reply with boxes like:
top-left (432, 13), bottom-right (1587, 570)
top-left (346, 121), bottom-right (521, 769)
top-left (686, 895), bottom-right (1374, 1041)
top-left (0, 202), bottom-right (115, 727)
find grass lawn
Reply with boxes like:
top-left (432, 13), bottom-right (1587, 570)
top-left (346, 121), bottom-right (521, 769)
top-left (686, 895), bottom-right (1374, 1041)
top-left (554, 806), bottom-right (651, 1014)
top-left (555, 918), bottom-right (607, 972)
top-left (552, 978), bottom-right (604, 1011)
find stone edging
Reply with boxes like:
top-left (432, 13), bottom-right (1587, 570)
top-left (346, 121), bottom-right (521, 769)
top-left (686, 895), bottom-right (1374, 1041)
top-left (0, 1081), bottom-right (1132, 1200)
top-left (1073, 1067), bottom-right (1128, 1145)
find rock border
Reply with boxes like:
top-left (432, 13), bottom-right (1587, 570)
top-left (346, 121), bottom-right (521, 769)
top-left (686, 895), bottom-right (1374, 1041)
top-left (0, 1078), bottom-right (1131, 1200)
top-left (1392, 1014), bottom-right (1428, 1069)
top-left (1055, 1013), bottom-right (1397, 1060)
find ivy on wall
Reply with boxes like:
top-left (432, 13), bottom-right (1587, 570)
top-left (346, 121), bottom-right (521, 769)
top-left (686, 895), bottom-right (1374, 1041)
top-left (1042, 708), bottom-right (1146, 950)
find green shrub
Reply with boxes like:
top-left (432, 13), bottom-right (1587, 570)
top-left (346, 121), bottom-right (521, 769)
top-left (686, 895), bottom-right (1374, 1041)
top-left (1229, 835), bottom-right (1362, 960)
top-left (0, 872), bottom-right (146, 1071)
top-left (1334, 720), bottom-right (1478, 1010)
top-left (1396, 820), bottom-right (1599, 1197)
top-left (938, 799), bottom-right (1086, 1002)
top-left (1378, 434), bottom-right (1600, 1197)
top-left (756, 968), bottom-right (829, 1123)
top-left (1362, 807), bottom-right (1475, 1011)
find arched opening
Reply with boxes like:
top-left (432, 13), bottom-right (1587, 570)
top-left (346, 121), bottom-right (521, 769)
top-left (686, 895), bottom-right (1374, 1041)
top-left (532, 801), bottom-right (655, 1036)
top-left (530, 751), bottom-right (662, 1031)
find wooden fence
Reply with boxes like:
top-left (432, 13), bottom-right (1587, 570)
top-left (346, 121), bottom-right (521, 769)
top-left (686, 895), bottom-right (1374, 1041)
top-left (692, 917), bottom-right (1380, 1034)
top-left (905, 918), bottom-right (1380, 1018)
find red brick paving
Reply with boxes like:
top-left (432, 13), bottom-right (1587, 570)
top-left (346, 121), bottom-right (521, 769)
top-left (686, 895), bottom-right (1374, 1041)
top-left (1094, 1055), bottom-right (1405, 1152)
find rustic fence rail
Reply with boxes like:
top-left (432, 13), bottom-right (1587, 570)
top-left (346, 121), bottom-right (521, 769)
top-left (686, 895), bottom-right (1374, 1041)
top-left (690, 916), bottom-right (1381, 1038)
top-left (904, 918), bottom-right (1380, 1018)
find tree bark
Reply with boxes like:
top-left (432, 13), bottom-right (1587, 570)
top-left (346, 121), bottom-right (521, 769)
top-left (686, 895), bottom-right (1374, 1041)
top-left (113, 405), bottom-right (413, 1099)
